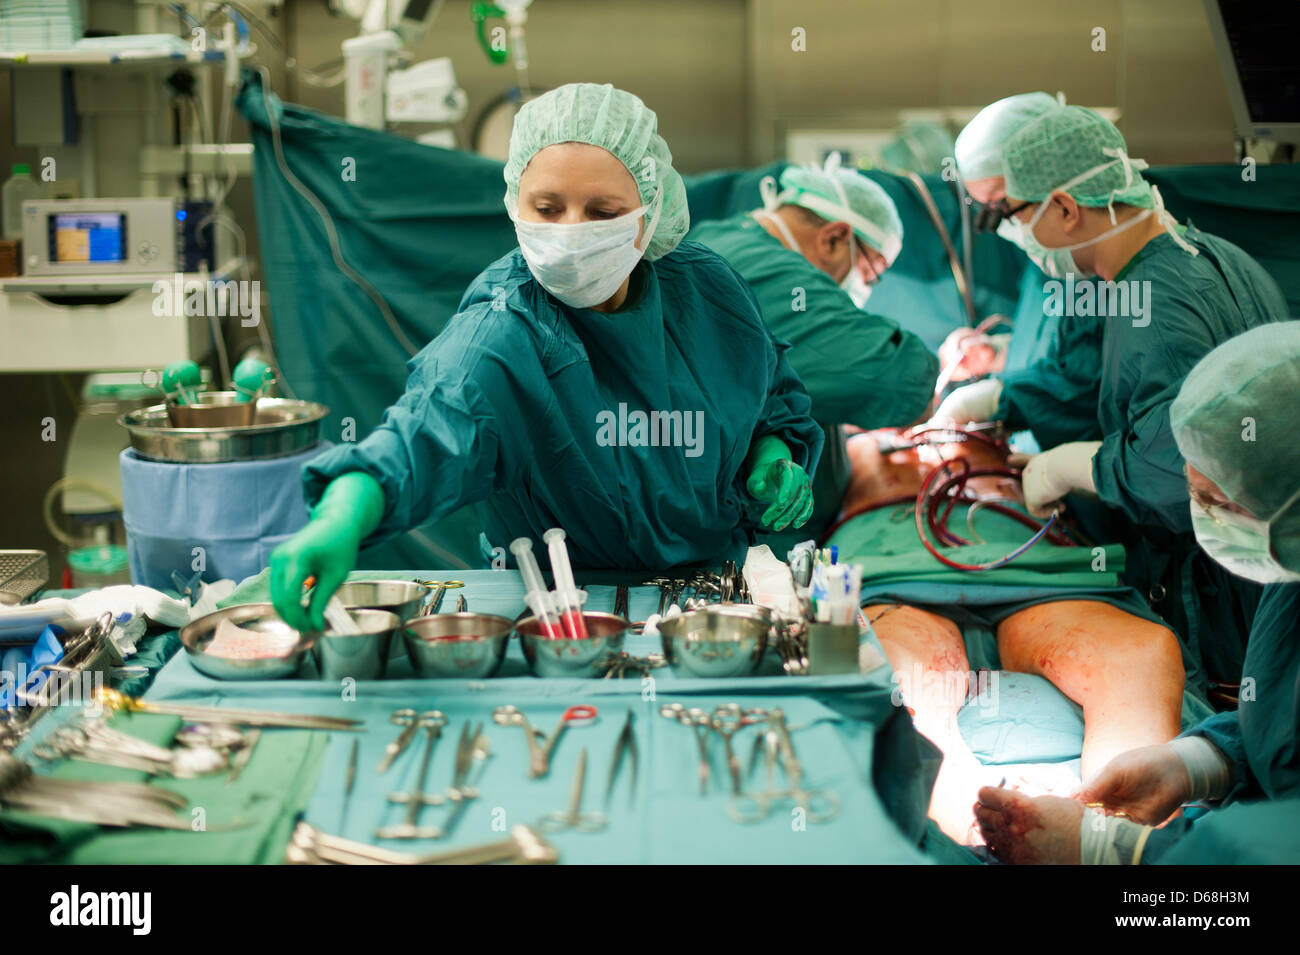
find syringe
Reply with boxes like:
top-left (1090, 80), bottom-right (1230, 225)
top-left (509, 537), bottom-right (565, 640)
top-left (543, 527), bottom-right (589, 640)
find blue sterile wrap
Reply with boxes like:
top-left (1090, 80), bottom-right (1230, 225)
top-left (119, 445), bottom-right (324, 590)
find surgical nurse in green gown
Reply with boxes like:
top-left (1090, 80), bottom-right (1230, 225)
top-left (690, 158), bottom-right (938, 542)
top-left (975, 322), bottom-right (1300, 865)
top-left (268, 83), bottom-right (823, 632)
top-left (939, 104), bottom-right (1288, 694)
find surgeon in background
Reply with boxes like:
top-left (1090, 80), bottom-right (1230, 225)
top-left (937, 104), bottom-right (1287, 695)
top-left (269, 83), bottom-right (822, 631)
top-left (690, 159), bottom-right (937, 543)
top-left (940, 91), bottom-right (1106, 450)
top-left (877, 121), bottom-right (957, 176)
top-left (975, 322), bottom-right (1300, 865)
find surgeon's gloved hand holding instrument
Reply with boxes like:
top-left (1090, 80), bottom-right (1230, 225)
top-left (932, 377), bottom-right (1003, 426)
top-left (510, 537), bottom-right (565, 640)
top-left (270, 472), bottom-right (385, 633)
top-left (543, 528), bottom-right (589, 640)
top-left (745, 436), bottom-right (814, 532)
top-left (1010, 441), bottom-right (1103, 518)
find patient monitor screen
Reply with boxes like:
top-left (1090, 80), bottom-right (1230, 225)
top-left (50, 212), bottom-right (127, 264)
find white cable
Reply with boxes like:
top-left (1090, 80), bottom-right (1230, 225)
top-left (256, 65), bottom-right (419, 356)
top-left (43, 479), bottom-right (124, 548)
top-left (207, 309), bottom-right (233, 386)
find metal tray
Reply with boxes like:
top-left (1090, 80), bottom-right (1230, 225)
top-left (0, 550), bottom-right (47, 606)
top-left (119, 398), bottom-right (329, 464)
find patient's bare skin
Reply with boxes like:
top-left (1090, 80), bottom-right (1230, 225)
top-left (844, 429), bottom-right (1184, 844)
top-left (973, 787), bottom-right (1083, 864)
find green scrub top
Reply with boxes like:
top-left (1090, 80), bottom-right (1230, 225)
top-left (689, 213), bottom-right (938, 539)
top-left (1090, 227), bottom-right (1286, 688)
top-left (1188, 583), bottom-right (1300, 803)
top-left (303, 243), bottom-right (824, 569)
top-left (1143, 582), bottom-right (1300, 864)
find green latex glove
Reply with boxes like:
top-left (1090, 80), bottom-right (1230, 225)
top-left (745, 435), bottom-right (814, 532)
top-left (270, 471), bottom-right (385, 632)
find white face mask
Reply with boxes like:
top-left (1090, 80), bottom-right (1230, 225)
top-left (840, 240), bottom-right (874, 306)
top-left (1189, 497), bottom-right (1300, 585)
top-left (512, 188), bottom-right (662, 309)
top-left (997, 204), bottom-right (1152, 279)
top-left (754, 209), bottom-right (872, 306)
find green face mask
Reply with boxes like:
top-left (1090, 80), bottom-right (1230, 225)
top-left (1190, 497), bottom-right (1300, 585)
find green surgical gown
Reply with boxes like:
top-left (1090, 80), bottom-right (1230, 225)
top-left (1090, 227), bottom-right (1286, 687)
top-left (302, 243), bottom-right (823, 570)
top-left (1144, 582), bottom-right (1300, 863)
top-left (998, 273), bottom-right (1106, 450)
top-left (689, 213), bottom-right (937, 538)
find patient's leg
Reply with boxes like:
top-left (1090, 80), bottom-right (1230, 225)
top-left (868, 603), bottom-right (984, 843)
top-left (996, 600), bottom-right (1184, 782)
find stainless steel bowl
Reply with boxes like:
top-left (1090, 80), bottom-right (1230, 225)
top-left (336, 580), bottom-right (432, 623)
top-left (180, 603), bottom-right (315, 681)
top-left (403, 613), bottom-right (513, 679)
top-left (119, 398), bottom-right (328, 463)
top-left (312, 609), bottom-right (400, 681)
top-left (518, 611), bottom-right (628, 679)
top-left (166, 391), bottom-right (257, 428)
top-left (658, 604), bottom-right (773, 678)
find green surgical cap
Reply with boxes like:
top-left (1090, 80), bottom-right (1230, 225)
top-left (770, 163), bottom-right (904, 264)
top-left (955, 92), bottom-right (1060, 182)
top-left (879, 122), bottom-right (955, 175)
top-left (1001, 104), bottom-right (1154, 209)
top-left (1171, 321), bottom-right (1300, 572)
top-left (503, 83), bottom-right (688, 261)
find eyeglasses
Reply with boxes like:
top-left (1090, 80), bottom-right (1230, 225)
top-left (855, 239), bottom-right (883, 285)
top-left (1188, 484), bottom-right (1247, 525)
top-left (969, 197), bottom-right (1033, 233)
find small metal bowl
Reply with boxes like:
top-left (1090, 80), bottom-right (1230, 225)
top-left (180, 603), bottom-right (315, 681)
top-left (403, 613), bottom-right (513, 679)
top-left (659, 604), bottom-right (773, 678)
top-left (518, 611), bottom-right (628, 679)
top-left (312, 609), bottom-right (400, 681)
top-left (335, 580), bottom-right (431, 623)
top-left (166, 391), bottom-right (258, 428)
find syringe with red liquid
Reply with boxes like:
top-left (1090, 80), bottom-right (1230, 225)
top-left (543, 527), bottom-right (589, 640)
top-left (510, 536), bottom-right (565, 640)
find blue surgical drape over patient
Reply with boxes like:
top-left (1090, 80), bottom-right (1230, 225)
top-left (303, 245), bottom-right (822, 569)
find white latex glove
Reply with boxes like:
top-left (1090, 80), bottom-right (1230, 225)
top-left (1011, 441), bottom-right (1102, 517)
top-left (932, 377), bottom-right (1004, 425)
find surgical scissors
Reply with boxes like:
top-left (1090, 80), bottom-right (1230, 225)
top-left (33, 720), bottom-right (227, 779)
top-left (492, 704), bottom-right (548, 778)
top-left (533, 705), bottom-right (598, 778)
top-left (539, 747), bottom-right (607, 834)
top-left (728, 709), bottom-right (839, 824)
top-left (416, 579), bottom-right (465, 615)
top-left (710, 704), bottom-right (766, 796)
top-left (377, 708), bottom-right (420, 774)
top-left (376, 710), bottom-right (448, 840)
top-left (659, 702), bottom-right (713, 795)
